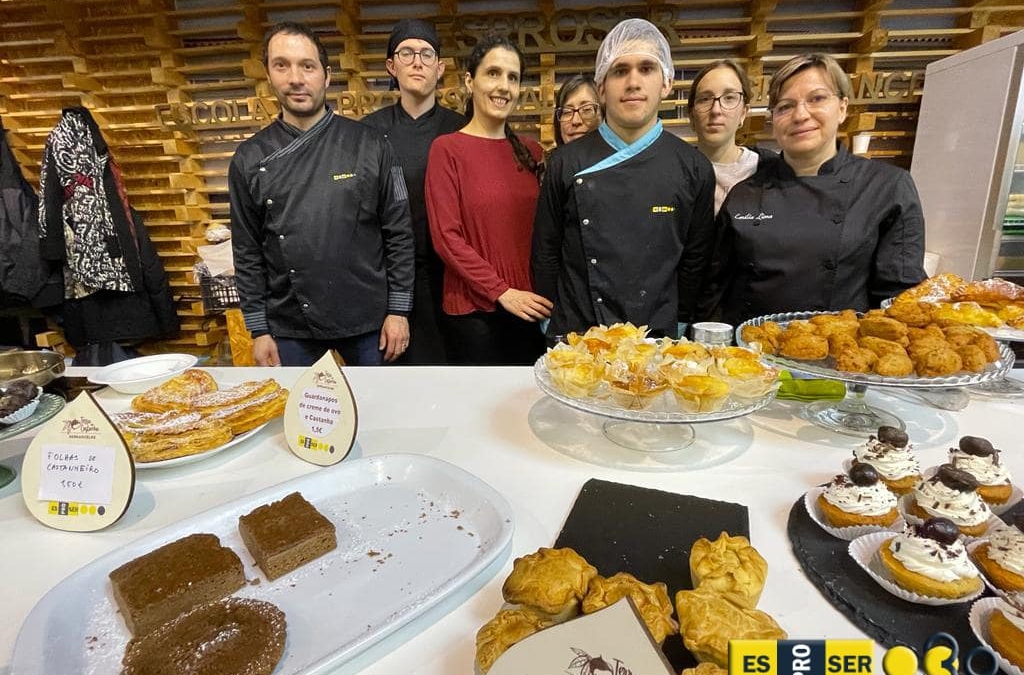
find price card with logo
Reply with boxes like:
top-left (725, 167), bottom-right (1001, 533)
top-left (20, 392), bottom-right (135, 532)
top-left (283, 351), bottom-right (357, 465)
top-left (489, 599), bottom-right (675, 675)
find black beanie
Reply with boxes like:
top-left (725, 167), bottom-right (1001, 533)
top-left (387, 18), bottom-right (441, 57)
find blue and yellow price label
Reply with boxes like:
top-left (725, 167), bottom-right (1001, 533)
top-left (730, 640), bottom-right (874, 675)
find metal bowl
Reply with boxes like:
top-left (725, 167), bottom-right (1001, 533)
top-left (0, 350), bottom-right (66, 389)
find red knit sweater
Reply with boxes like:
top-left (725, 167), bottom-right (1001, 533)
top-left (425, 131), bottom-right (543, 315)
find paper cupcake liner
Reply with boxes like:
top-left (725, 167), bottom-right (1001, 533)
top-left (969, 597), bottom-right (1024, 675)
top-left (0, 387), bottom-right (41, 425)
top-left (966, 539), bottom-right (1024, 605)
top-left (921, 464), bottom-right (1020, 516)
top-left (804, 487), bottom-right (904, 541)
top-left (897, 494), bottom-right (1000, 543)
top-left (848, 532), bottom-right (984, 606)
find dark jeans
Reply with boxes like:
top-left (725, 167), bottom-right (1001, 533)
top-left (444, 308), bottom-right (546, 366)
top-left (274, 331), bottom-right (382, 366)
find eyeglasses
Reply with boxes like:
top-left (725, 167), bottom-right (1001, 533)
top-left (556, 103), bottom-right (600, 122)
top-left (771, 90), bottom-right (838, 119)
top-left (394, 47), bottom-right (437, 66)
top-left (692, 91), bottom-right (744, 112)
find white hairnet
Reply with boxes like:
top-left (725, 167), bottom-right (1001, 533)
top-left (594, 18), bottom-right (674, 85)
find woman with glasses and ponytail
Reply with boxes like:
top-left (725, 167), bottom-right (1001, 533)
top-left (425, 34), bottom-right (552, 365)
top-left (554, 74), bottom-right (602, 146)
top-left (705, 53), bottom-right (926, 326)
top-left (687, 60), bottom-right (776, 215)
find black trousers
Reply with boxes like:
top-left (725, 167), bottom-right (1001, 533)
top-left (444, 307), bottom-right (545, 366)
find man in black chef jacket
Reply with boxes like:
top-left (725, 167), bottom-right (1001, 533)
top-left (362, 19), bottom-right (465, 364)
top-left (531, 18), bottom-right (716, 341)
top-left (230, 22), bottom-right (414, 366)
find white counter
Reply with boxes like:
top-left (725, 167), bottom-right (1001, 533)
top-left (1, 366), bottom-right (1022, 674)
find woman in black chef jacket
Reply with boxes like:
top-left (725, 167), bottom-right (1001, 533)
top-left (705, 53), bottom-right (927, 326)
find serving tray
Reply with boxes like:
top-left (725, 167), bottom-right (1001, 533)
top-left (11, 454), bottom-right (514, 675)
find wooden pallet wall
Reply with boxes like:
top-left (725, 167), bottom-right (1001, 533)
top-left (2, 0), bottom-right (1023, 358)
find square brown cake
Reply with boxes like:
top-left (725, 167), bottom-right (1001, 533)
top-left (238, 491), bottom-right (337, 581)
top-left (108, 532), bottom-right (245, 636)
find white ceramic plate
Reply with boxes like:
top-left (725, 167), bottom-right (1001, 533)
top-left (88, 354), bottom-right (198, 394)
top-left (131, 422), bottom-right (269, 470)
top-left (11, 454), bottom-right (514, 675)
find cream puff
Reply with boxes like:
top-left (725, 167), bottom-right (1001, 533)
top-left (948, 436), bottom-right (1014, 505)
top-left (817, 463), bottom-right (899, 528)
top-left (908, 464), bottom-right (992, 537)
top-left (851, 426), bottom-right (922, 495)
top-left (879, 517), bottom-right (982, 599)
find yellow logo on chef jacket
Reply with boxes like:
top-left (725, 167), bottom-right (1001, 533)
top-left (333, 173), bottom-right (356, 180)
top-left (729, 634), bottom-right (999, 675)
top-left (651, 205), bottom-right (675, 213)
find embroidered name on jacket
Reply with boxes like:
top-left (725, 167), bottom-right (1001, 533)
top-left (651, 205), bottom-right (675, 213)
top-left (333, 173), bottom-right (356, 180)
top-left (734, 212), bottom-right (774, 221)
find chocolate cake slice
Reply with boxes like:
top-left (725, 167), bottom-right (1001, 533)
top-left (109, 533), bottom-right (245, 636)
top-left (238, 491), bottom-right (337, 581)
top-left (120, 597), bottom-right (286, 675)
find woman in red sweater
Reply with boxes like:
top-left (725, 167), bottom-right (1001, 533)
top-left (425, 34), bottom-right (551, 365)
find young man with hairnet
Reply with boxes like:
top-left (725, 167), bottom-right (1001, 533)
top-left (531, 18), bottom-right (716, 340)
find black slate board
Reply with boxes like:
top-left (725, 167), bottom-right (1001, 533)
top-left (788, 496), bottom-right (1024, 673)
top-left (555, 478), bottom-right (750, 672)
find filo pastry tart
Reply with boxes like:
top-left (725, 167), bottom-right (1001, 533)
top-left (581, 572), bottom-right (678, 644)
top-left (973, 515), bottom-right (1024, 595)
top-left (879, 517), bottom-right (983, 600)
top-left (851, 426), bottom-right (922, 495)
top-left (688, 532), bottom-right (768, 609)
top-left (675, 586), bottom-right (786, 668)
top-left (948, 436), bottom-right (1014, 505)
top-left (908, 464), bottom-right (992, 537)
top-left (501, 547), bottom-right (597, 619)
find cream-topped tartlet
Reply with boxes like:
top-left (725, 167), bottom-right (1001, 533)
top-left (948, 435), bottom-right (1013, 505)
top-left (880, 517), bottom-right (982, 599)
top-left (973, 515), bottom-right (1024, 595)
top-left (908, 464), bottom-right (992, 537)
top-left (852, 426), bottom-right (921, 495)
top-left (817, 463), bottom-right (899, 528)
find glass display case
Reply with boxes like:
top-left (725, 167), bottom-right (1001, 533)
top-left (910, 28), bottom-right (1024, 286)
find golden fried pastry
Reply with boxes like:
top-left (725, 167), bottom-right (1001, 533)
top-left (202, 386), bottom-right (289, 435)
top-left (675, 586), bottom-right (786, 667)
top-left (111, 411), bottom-right (234, 463)
top-left (906, 335), bottom-right (952, 360)
top-left (689, 532), bottom-right (767, 609)
top-left (858, 315), bottom-right (910, 345)
top-left (828, 333), bottom-right (859, 359)
top-left (956, 344), bottom-right (989, 372)
top-left (740, 323), bottom-right (781, 354)
top-left (131, 369), bottom-right (219, 413)
top-left (874, 352), bottom-right (915, 377)
top-left (834, 346), bottom-right (877, 374)
top-left (671, 375), bottom-right (730, 413)
top-left (884, 301), bottom-right (934, 328)
top-left (581, 573), bottom-right (678, 644)
top-left (502, 547), bottom-right (598, 617)
top-left (990, 607), bottom-right (1024, 670)
top-left (911, 347), bottom-right (963, 377)
top-left (475, 608), bottom-right (554, 673)
top-left (907, 324), bottom-right (945, 342)
top-left (778, 333), bottom-right (828, 361)
top-left (857, 336), bottom-right (907, 359)
top-left (942, 324), bottom-right (986, 348)
top-left (999, 303), bottom-right (1024, 327)
top-left (682, 664), bottom-right (728, 675)
top-left (782, 320), bottom-right (816, 335)
top-left (893, 272), bottom-right (966, 304)
top-left (930, 301), bottom-right (1003, 328)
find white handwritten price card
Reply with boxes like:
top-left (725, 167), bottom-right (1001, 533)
top-left (20, 392), bottom-right (135, 532)
top-left (283, 351), bottom-right (357, 466)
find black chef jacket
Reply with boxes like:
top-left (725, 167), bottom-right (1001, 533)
top-left (229, 109), bottom-right (414, 340)
top-left (707, 143), bottom-right (927, 326)
top-left (532, 127), bottom-right (716, 339)
top-left (362, 102), bottom-right (465, 363)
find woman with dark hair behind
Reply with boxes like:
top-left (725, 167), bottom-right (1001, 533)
top-left (554, 74), bottom-right (602, 146)
top-left (425, 34), bottom-right (551, 365)
top-left (687, 59), bottom-right (774, 215)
